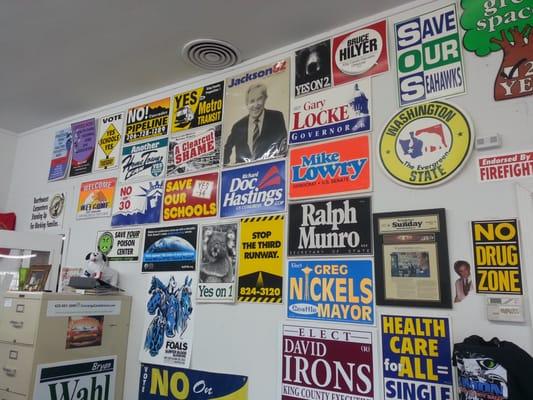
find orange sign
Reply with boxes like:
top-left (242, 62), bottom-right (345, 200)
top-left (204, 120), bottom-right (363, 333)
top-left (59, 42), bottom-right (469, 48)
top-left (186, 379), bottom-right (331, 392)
top-left (77, 178), bottom-right (117, 219)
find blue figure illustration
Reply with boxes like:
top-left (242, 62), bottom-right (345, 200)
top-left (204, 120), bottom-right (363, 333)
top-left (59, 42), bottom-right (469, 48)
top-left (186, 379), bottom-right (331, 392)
top-left (350, 83), bottom-right (369, 115)
top-left (399, 132), bottom-right (424, 159)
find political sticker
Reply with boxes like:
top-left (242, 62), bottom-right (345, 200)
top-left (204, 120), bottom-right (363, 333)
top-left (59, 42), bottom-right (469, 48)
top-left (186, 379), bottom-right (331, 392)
top-left (478, 150), bottom-right (533, 182)
top-left (294, 39), bottom-right (332, 98)
top-left (290, 79), bottom-right (372, 145)
top-left (288, 197), bottom-right (372, 257)
top-left (111, 180), bottom-right (163, 227)
top-left (94, 112), bottom-right (124, 171)
top-left (332, 20), bottom-right (389, 86)
top-left (171, 81), bottom-right (224, 132)
top-left (48, 127), bottom-right (72, 181)
top-left (162, 172), bottom-right (218, 221)
top-left (167, 124), bottom-right (221, 177)
top-left (287, 259), bottom-right (374, 325)
top-left (461, 0), bottom-right (533, 101)
top-left (381, 315), bottom-right (453, 400)
top-left (289, 134), bottom-right (371, 199)
top-left (281, 324), bottom-right (374, 400)
top-left (125, 97), bottom-right (170, 144)
top-left (379, 101), bottom-right (473, 187)
top-left (76, 178), bottom-right (116, 219)
top-left (239, 215), bottom-right (284, 303)
top-left (143, 225), bottom-right (197, 272)
top-left (471, 219), bottom-right (523, 295)
top-left (69, 118), bottom-right (97, 177)
top-left (119, 137), bottom-right (168, 182)
top-left (30, 192), bottom-right (66, 231)
top-left (220, 160), bottom-right (286, 218)
top-left (96, 228), bottom-right (142, 262)
top-left (395, 4), bottom-right (466, 106)
top-left (139, 363), bottom-right (248, 400)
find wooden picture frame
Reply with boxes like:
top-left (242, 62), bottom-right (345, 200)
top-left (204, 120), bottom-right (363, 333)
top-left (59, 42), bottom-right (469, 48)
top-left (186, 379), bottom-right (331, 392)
top-left (23, 264), bottom-right (51, 292)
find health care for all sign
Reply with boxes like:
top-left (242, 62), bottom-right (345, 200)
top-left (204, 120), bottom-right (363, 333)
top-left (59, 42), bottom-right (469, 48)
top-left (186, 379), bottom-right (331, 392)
top-left (30, 192), bottom-right (66, 231)
top-left (94, 112), bottom-right (124, 171)
top-left (96, 228), bottom-right (142, 262)
top-left (76, 178), bottom-right (116, 219)
top-left (125, 98), bottom-right (170, 144)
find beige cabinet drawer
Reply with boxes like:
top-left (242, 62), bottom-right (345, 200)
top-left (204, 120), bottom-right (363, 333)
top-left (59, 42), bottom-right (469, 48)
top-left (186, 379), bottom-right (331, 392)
top-left (0, 343), bottom-right (33, 396)
top-left (0, 389), bottom-right (27, 400)
top-left (0, 298), bottom-right (40, 344)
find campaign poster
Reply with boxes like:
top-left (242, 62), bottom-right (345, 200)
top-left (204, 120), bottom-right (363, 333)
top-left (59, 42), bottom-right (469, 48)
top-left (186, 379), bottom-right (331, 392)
top-left (111, 180), bottom-right (163, 227)
top-left (139, 363), bottom-right (248, 400)
top-left (125, 97), bottom-right (170, 144)
top-left (381, 315), bottom-right (453, 400)
top-left (281, 324), bottom-right (374, 400)
top-left (29, 192), bottom-right (66, 231)
top-left (94, 112), bottom-right (124, 171)
top-left (33, 356), bottom-right (116, 400)
top-left (142, 225), bottom-right (197, 272)
top-left (69, 118), bottom-right (97, 177)
top-left (198, 223), bottom-right (238, 303)
top-left (48, 127), bottom-right (72, 181)
top-left (167, 124), bottom-right (222, 177)
top-left (220, 160), bottom-right (286, 218)
top-left (119, 137), bottom-right (168, 183)
top-left (239, 215), bottom-right (284, 303)
top-left (162, 172), bottom-right (218, 221)
top-left (395, 4), bottom-right (466, 106)
top-left (76, 178), bottom-right (116, 219)
top-left (96, 228), bottom-right (142, 262)
top-left (294, 39), bottom-right (332, 98)
top-left (288, 197), bottom-right (372, 257)
top-left (471, 219), bottom-right (523, 295)
top-left (287, 259), bottom-right (374, 325)
top-left (477, 150), bottom-right (533, 183)
top-left (289, 134), bottom-right (371, 199)
top-left (332, 20), bottom-right (389, 86)
top-left (222, 59), bottom-right (290, 167)
top-left (139, 273), bottom-right (195, 368)
top-left (290, 79), bottom-right (372, 145)
top-left (171, 81), bottom-right (224, 132)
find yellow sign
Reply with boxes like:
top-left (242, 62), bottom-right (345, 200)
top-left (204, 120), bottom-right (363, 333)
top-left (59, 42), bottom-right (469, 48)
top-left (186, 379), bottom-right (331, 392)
top-left (99, 123), bottom-right (120, 157)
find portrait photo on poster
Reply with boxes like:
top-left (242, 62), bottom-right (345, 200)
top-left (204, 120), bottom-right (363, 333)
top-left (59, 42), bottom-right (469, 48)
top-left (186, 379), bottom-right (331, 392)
top-left (453, 260), bottom-right (473, 303)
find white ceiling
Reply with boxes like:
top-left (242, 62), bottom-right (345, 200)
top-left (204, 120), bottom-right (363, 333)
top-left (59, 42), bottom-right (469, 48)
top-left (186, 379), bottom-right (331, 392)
top-left (0, 0), bottom-right (409, 134)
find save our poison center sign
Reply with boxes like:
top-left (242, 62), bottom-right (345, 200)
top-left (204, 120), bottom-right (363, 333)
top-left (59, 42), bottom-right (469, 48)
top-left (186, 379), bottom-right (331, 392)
top-left (287, 259), bottom-right (375, 325)
top-left (95, 112), bottom-right (123, 171)
top-left (239, 215), bottom-right (284, 303)
top-left (288, 197), bottom-right (372, 257)
top-left (125, 97), bottom-right (170, 144)
top-left (289, 134), bottom-right (371, 199)
top-left (163, 172), bottom-right (218, 221)
top-left (381, 315), bottom-right (453, 400)
top-left (76, 178), bottom-right (116, 219)
top-left (395, 4), bottom-right (466, 106)
top-left (379, 101), bottom-right (473, 187)
top-left (96, 228), bottom-right (142, 262)
top-left (471, 219), bottom-right (523, 295)
top-left (281, 324), bottom-right (374, 400)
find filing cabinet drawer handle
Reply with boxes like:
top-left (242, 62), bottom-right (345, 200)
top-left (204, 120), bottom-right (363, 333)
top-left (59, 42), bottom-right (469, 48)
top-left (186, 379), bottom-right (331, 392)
top-left (2, 367), bottom-right (16, 377)
top-left (8, 321), bottom-right (23, 329)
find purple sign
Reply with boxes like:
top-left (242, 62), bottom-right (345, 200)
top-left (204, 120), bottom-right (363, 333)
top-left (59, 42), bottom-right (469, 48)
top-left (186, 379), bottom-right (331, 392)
top-left (69, 118), bottom-right (97, 177)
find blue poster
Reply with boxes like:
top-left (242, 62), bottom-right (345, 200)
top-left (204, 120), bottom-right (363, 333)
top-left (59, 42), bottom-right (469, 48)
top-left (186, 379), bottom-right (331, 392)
top-left (381, 315), bottom-right (453, 400)
top-left (111, 180), bottom-right (163, 226)
top-left (139, 363), bottom-right (248, 399)
top-left (287, 259), bottom-right (374, 325)
top-left (48, 128), bottom-right (72, 181)
top-left (220, 160), bottom-right (286, 218)
top-left (142, 225), bottom-right (197, 272)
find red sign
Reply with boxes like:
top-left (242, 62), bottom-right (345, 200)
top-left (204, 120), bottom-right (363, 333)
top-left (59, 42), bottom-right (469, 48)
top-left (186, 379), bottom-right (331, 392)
top-left (478, 150), bottom-right (533, 183)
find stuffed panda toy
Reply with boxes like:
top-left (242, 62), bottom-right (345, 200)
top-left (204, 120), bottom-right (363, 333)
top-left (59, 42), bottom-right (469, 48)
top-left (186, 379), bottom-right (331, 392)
top-left (84, 251), bottom-right (119, 287)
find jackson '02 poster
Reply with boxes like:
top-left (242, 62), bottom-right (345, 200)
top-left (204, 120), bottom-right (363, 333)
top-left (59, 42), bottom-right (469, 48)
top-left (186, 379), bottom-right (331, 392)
top-left (139, 364), bottom-right (249, 400)
top-left (332, 20), bottom-right (389, 86)
top-left (287, 259), bottom-right (375, 325)
top-left (119, 137), bottom-right (168, 183)
top-left (48, 127), bottom-right (72, 181)
top-left (294, 39), bottom-right (332, 98)
top-left (289, 134), bottom-right (371, 199)
top-left (290, 79), bottom-right (372, 145)
top-left (281, 324), bottom-right (374, 400)
top-left (139, 273), bottom-right (196, 368)
top-left (394, 4), bottom-right (466, 107)
top-left (69, 118), bottom-right (97, 177)
top-left (381, 315), bottom-right (453, 400)
top-left (171, 81), bottom-right (224, 132)
top-left (239, 215), bottom-right (284, 303)
top-left (167, 124), bottom-right (222, 177)
top-left (111, 180), bottom-right (163, 227)
top-left (162, 172), bottom-right (218, 222)
top-left (125, 97), bottom-right (170, 144)
top-left (96, 228), bottom-right (142, 262)
top-left (30, 191), bottom-right (66, 231)
top-left (222, 59), bottom-right (290, 167)
top-left (94, 112), bottom-right (124, 171)
top-left (76, 178), bottom-right (116, 219)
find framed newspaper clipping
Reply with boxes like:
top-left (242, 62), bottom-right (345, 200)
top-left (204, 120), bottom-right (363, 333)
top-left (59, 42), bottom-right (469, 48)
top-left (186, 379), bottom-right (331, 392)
top-left (373, 208), bottom-right (452, 308)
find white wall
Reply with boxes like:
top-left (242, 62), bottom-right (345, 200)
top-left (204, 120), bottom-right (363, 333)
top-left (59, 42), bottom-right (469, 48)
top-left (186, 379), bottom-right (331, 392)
top-left (0, 129), bottom-right (17, 212)
top-left (5, 0), bottom-right (533, 399)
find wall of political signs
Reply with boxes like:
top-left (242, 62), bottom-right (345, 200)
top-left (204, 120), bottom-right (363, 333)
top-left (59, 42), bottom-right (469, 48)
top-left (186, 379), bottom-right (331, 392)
top-left (3, 0), bottom-right (533, 398)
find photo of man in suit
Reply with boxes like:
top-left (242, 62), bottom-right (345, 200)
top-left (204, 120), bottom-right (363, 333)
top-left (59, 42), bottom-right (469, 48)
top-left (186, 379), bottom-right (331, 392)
top-left (223, 83), bottom-right (287, 166)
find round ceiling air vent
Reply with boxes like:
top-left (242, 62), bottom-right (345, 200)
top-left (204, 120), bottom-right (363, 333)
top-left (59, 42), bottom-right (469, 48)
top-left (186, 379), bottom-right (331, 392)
top-left (182, 39), bottom-right (240, 71)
